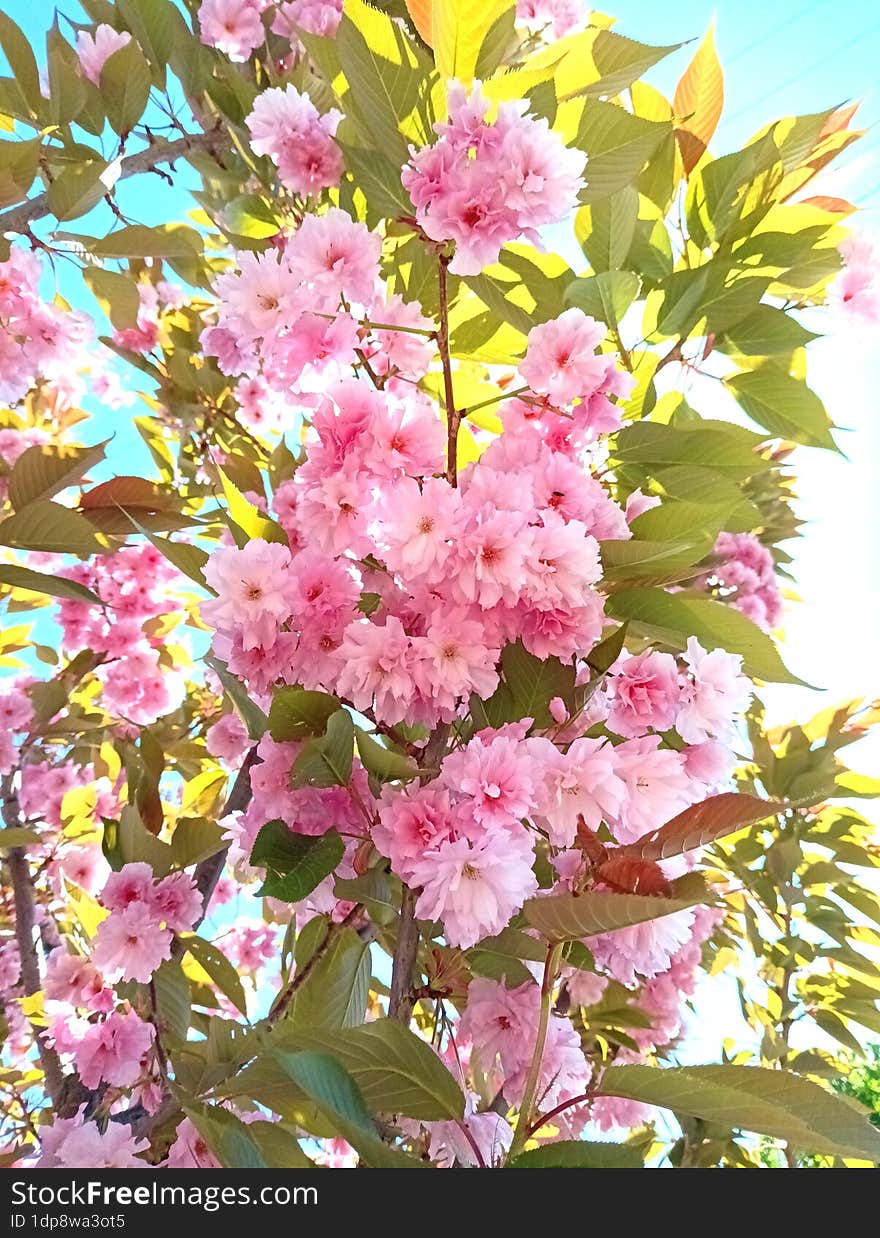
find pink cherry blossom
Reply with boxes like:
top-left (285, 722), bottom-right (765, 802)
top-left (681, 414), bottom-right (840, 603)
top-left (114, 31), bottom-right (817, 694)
top-left (37, 1109), bottom-right (148, 1169)
top-left (203, 539), bottom-right (294, 652)
top-left (519, 308), bottom-right (609, 406)
top-left (535, 735), bottom-right (626, 846)
top-left (411, 828), bottom-right (538, 949)
top-left (92, 903), bottom-right (173, 983)
top-left (675, 638), bottom-right (751, 745)
top-left (75, 24), bottom-right (132, 86)
top-left (73, 1008), bottom-right (153, 1089)
top-left (246, 84), bottom-right (343, 195)
top-left (607, 649), bottom-right (682, 738)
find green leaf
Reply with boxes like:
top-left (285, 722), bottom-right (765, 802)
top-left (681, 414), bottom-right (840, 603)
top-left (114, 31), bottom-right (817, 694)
top-left (523, 872), bottom-right (712, 941)
top-left (510, 1140), bottom-right (642, 1167)
top-left (355, 728), bottom-right (420, 783)
top-left (338, 143), bottom-right (413, 219)
top-left (181, 935), bottom-right (248, 1016)
top-left (82, 267), bottom-right (141, 330)
top-left (100, 40), bottom-right (151, 135)
top-left (46, 28), bottom-right (86, 126)
top-left (184, 1104), bottom-right (267, 1170)
top-left (245, 1121), bottom-right (314, 1169)
top-left (724, 367), bottom-right (838, 450)
top-left (116, 0), bottom-right (179, 87)
top-left (600, 536), bottom-right (713, 586)
top-left (622, 792), bottom-right (784, 861)
top-left (140, 533), bottom-right (209, 590)
top-left (606, 588), bottom-right (805, 684)
top-left (218, 467), bottom-right (287, 545)
top-left (613, 418), bottom-right (769, 479)
top-left (168, 815), bottom-right (226, 869)
top-left (336, 0), bottom-right (431, 164)
top-left (0, 501), bottom-right (106, 556)
top-left (431, 0), bottom-right (514, 83)
top-left (721, 304), bottom-right (818, 356)
top-left (586, 621), bottom-right (629, 675)
top-left (0, 564), bottom-right (102, 607)
top-left (565, 270), bottom-right (639, 328)
top-left (0, 13), bottom-right (40, 116)
top-left (576, 100), bottom-right (671, 202)
top-left (268, 687), bottom-right (341, 742)
top-left (576, 185), bottom-right (638, 272)
top-left (268, 1050), bottom-right (425, 1167)
top-left (1, 828), bottom-right (41, 849)
top-left (151, 958), bottom-right (191, 1043)
top-left (250, 820), bottom-right (344, 903)
top-left (597, 1064), bottom-right (880, 1161)
top-left (47, 158), bottom-right (113, 222)
top-left (8, 441), bottom-right (107, 511)
top-left (272, 1021), bottom-right (466, 1120)
top-left (0, 135), bottom-right (40, 207)
top-left (205, 655), bottom-right (267, 741)
top-left (469, 927), bottom-right (547, 986)
top-left (292, 710), bottom-right (354, 788)
top-left (584, 30), bottom-right (682, 99)
top-left (499, 641), bottom-right (575, 727)
top-left (223, 193), bottom-right (281, 240)
top-left (335, 868), bottom-right (398, 925)
top-left (288, 925), bottom-right (371, 1031)
top-left (102, 804), bottom-right (172, 877)
top-left (84, 224), bottom-right (203, 260)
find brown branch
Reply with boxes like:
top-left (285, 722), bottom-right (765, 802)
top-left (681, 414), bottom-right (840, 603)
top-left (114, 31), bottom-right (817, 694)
top-left (0, 130), bottom-right (224, 237)
top-left (1, 775), bottom-right (66, 1109)
top-left (389, 723), bottom-right (450, 1023)
top-left (266, 903), bottom-right (362, 1028)
top-left (437, 254), bottom-right (460, 486)
top-left (389, 884), bottom-right (420, 1022)
top-left (171, 746), bottom-right (259, 960)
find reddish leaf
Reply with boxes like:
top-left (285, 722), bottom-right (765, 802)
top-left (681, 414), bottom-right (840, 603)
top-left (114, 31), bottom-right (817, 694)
top-left (596, 855), bottom-right (671, 896)
top-left (799, 195), bottom-right (857, 216)
top-left (80, 475), bottom-right (167, 511)
top-left (673, 25), bottom-right (724, 175)
top-left (619, 792), bottom-right (784, 861)
top-left (819, 102), bottom-right (859, 138)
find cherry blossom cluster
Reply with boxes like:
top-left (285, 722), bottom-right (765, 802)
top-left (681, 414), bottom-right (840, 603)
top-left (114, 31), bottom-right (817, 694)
top-left (701, 531), bottom-right (783, 632)
top-left (832, 231), bottom-right (880, 328)
top-left (515, 0), bottom-right (588, 39)
top-left (246, 85), bottom-right (343, 198)
top-left (402, 82), bottom-right (586, 274)
top-left (198, 0), bottom-right (341, 65)
top-left (56, 542), bottom-right (188, 725)
top-left (201, 208), bottom-right (434, 403)
top-left (91, 863), bottom-right (202, 982)
top-left (0, 249), bottom-right (92, 405)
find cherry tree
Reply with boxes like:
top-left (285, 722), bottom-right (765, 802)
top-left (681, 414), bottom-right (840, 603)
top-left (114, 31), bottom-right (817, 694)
top-left (1, 0), bottom-right (879, 1170)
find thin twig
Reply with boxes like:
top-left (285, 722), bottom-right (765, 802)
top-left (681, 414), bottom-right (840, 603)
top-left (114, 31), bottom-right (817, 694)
top-left (0, 130), bottom-right (224, 236)
top-left (266, 904), bottom-right (362, 1028)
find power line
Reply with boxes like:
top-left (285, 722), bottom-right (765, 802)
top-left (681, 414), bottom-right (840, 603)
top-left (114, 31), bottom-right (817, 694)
top-left (724, 0), bottom-right (829, 68)
top-left (727, 20), bottom-right (880, 125)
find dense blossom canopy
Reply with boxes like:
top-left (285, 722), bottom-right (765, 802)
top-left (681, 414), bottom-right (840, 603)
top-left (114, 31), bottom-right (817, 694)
top-left (0, 0), bottom-right (878, 1173)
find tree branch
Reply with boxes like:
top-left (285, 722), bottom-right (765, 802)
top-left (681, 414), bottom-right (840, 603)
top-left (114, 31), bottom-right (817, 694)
top-left (389, 723), bottom-right (450, 1023)
top-left (172, 745), bottom-right (259, 959)
top-left (0, 130), bottom-right (224, 237)
top-left (266, 903), bottom-right (362, 1028)
top-left (437, 254), bottom-right (460, 486)
top-left (1, 774), bottom-right (66, 1110)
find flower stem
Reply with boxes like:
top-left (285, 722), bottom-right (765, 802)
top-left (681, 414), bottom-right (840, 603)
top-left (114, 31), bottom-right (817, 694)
top-left (507, 941), bottom-right (564, 1161)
